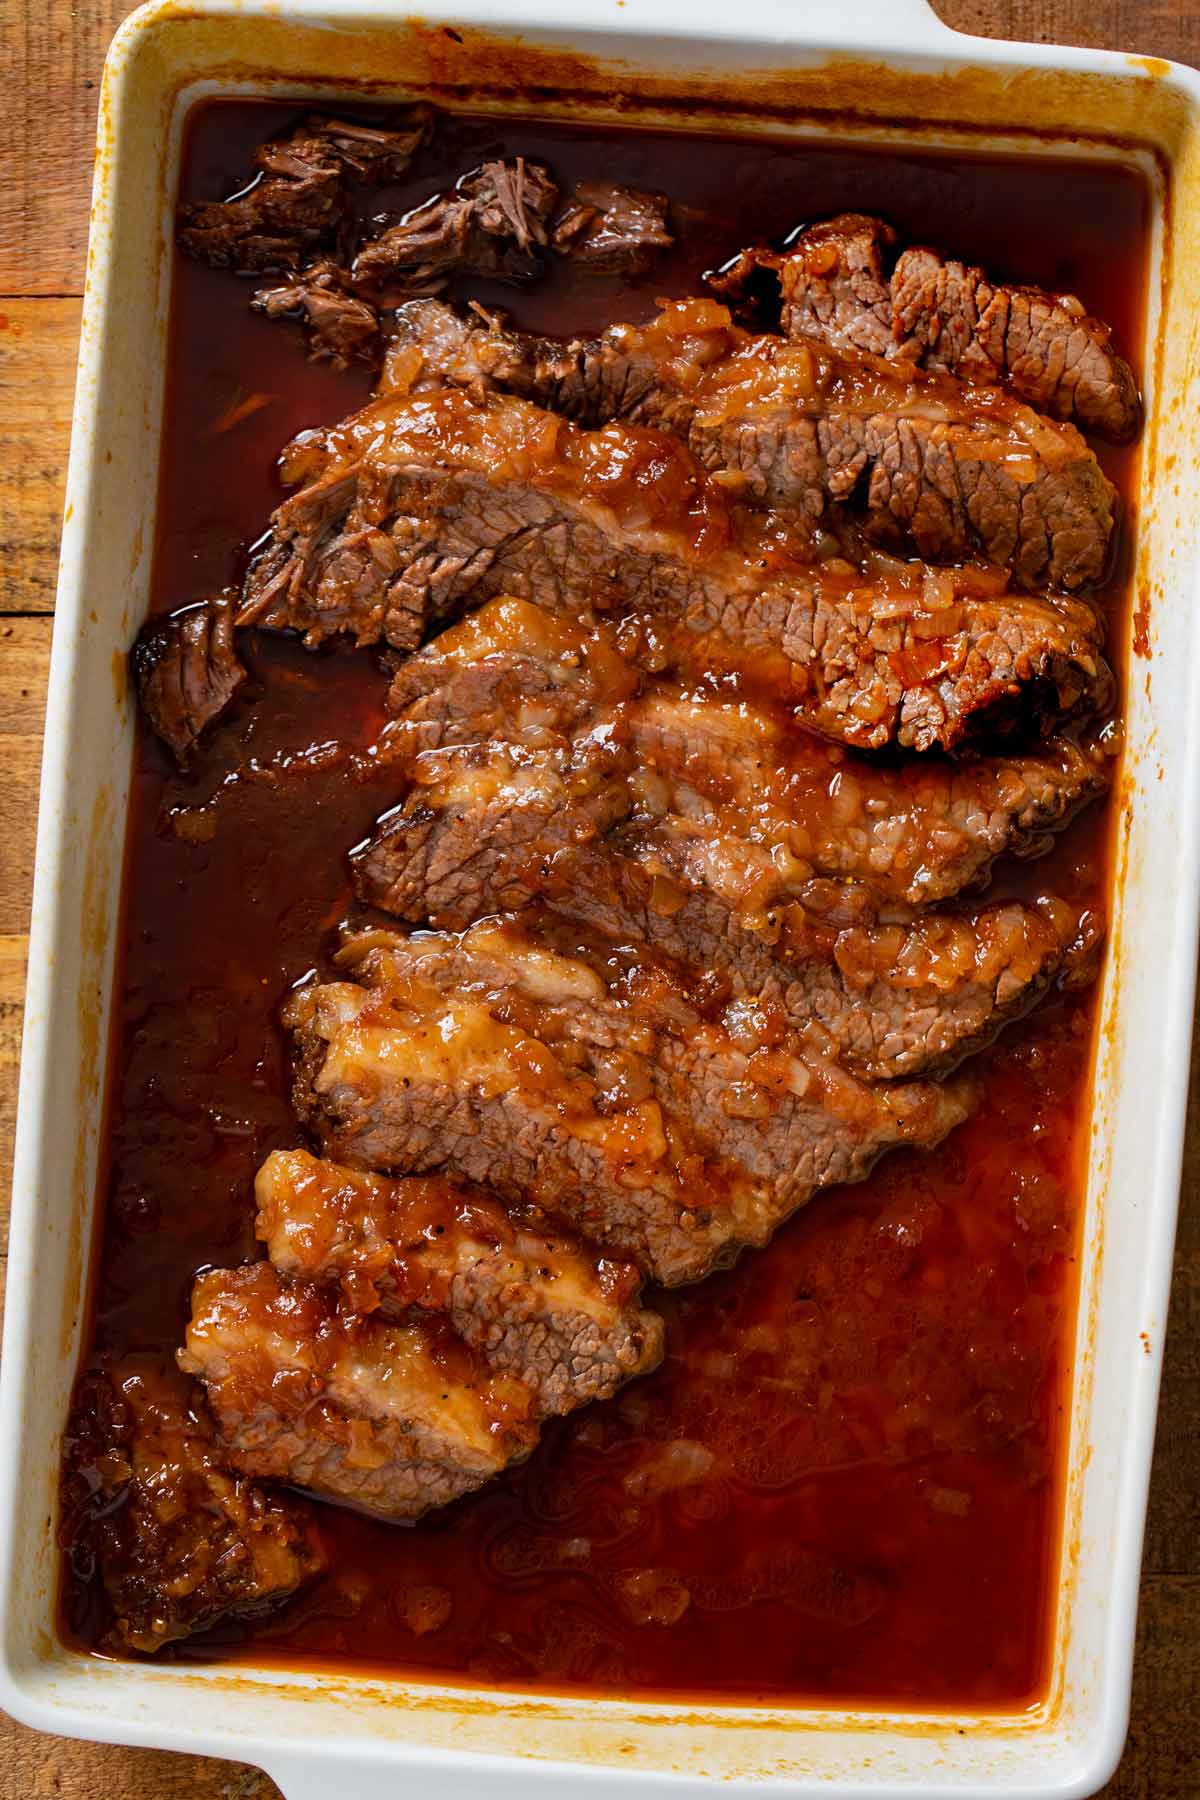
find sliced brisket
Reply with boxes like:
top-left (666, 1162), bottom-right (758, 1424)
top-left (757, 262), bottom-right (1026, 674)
top-left (181, 1262), bottom-right (539, 1522)
top-left (130, 597), bottom-right (247, 766)
top-left (384, 296), bottom-right (1118, 588)
top-left (353, 597), bottom-right (1109, 929)
top-left (254, 1147), bottom-right (664, 1412)
top-left (240, 390), bottom-right (1111, 750)
top-left (352, 738), bottom-right (634, 927)
top-left (284, 921), bottom-right (975, 1285)
top-left (544, 827), bottom-right (1102, 1079)
top-left (710, 214), bottom-right (1140, 441)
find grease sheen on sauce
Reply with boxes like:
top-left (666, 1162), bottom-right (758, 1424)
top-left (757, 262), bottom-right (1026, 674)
top-left (60, 100), bottom-right (1146, 1708)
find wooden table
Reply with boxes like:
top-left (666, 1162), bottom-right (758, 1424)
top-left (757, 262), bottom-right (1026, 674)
top-left (1, 2), bottom-right (1196, 1794)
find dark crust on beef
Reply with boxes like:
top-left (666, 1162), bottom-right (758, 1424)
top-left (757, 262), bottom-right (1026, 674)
top-left (130, 597), bottom-right (248, 766)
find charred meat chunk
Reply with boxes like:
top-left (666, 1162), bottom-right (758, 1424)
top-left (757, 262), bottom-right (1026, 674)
top-left (254, 1148), bottom-right (664, 1412)
top-left (60, 1357), bottom-right (324, 1654)
top-left (353, 158), bottom-right (560, 294)
top-left (130, 596), bottom-right (247, 766)
top-left (551, 181), bottom-right (673, 274)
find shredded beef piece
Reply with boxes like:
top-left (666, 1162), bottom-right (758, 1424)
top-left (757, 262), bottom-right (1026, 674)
top-left (130, 596), bottom-right (247, 766)
top-left (240, 389), bottom-right (1111, 751)
top-left (352, 158), bottom-right (559, 294)
top-left (284, 920), bottom-right (974, 1285)
top-left (252, 260), bottom-right (380, 367)
top-left (61, 1357), bottom-right (324, 1654)
top-left (254, 1148), bottom-right (663, 1413)
top-left (286, 111), bottom-right (434, 184)
top-left (181, 1262), bottom-right (539, 1522)
top-left (551, 181), bottom-right (673, 273)
top-left (384, 297), bottom-right (1117, 589)
top-left (177, 109), bottom-right (432, 272)
top-left (709, 213), bottom-right (1140, 441)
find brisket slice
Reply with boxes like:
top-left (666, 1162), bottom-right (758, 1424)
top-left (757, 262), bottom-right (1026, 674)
top-left (384, 297), bottom-right (1118, 589)
top-left (254, 1147), bottom-right (664, 1413)
top-left (130, 597), bottom-right (248, 766)
top-left (353, 747), bottom-right (1099, 1082)
top-left (283, 922), bottom-right (974, 1285)
top-left (352, 158), bottom-right (559, 293)
top-left (181, 1262), bottom-right (539, 1522)
top-left (543, 827), bottom-right (1102, 1080)
top-left (354, 721), bottom-right (1107, 936)
top-left (178, 110), bottom-right (432, 273)
top-left (350, 598), bottom-right (1108, 929)
top-left (240, 393), bottom-right (1111, 751)
top-left (363, 596), bottom-right (1109, 914)
top-left (355, 598), bottom-right (638, 924)
top-left (61, 1357), bottom-right (324, 1653)
top-left (616, 685), bottom-right (1110, 908)
top-left (709, 214), bottom-right (1139, 442)
top-left (352, 739), bottom-right (634, 927)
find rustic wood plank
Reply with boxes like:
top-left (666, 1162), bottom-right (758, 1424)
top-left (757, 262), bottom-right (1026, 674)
top-left (0, 1711), bottom-right (282, 1800)
top-left (937, 0), bottom-right (1200, 57)
top-left (0, 615), bottom-right (52, 942)
top-left (0, 301), bottom-right (81, 614)
top-left (1098, 1577), bottom-right (1200, 1798)
top-left (0, 3), bottom-right (140, 296)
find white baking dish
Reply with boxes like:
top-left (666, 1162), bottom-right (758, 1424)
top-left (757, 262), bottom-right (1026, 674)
top-left (2, 0), bottom-right (1197, 1793)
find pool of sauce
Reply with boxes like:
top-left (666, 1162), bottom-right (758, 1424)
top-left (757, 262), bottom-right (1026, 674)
top-left (59, 99), bottom-right (1147, 1708)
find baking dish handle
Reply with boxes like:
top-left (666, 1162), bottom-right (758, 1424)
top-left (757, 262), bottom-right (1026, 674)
top-left (579, 0), bottom-right (962, 48)
top-left (266, 1754), bottom-right (542, 1798)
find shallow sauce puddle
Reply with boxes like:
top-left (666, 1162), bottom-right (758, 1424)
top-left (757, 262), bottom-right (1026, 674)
top-left (60, 100), bottom-right (1147, 1709)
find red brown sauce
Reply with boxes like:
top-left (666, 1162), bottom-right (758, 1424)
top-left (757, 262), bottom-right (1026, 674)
top-left (59, 99), bottom-right (1147, 1708)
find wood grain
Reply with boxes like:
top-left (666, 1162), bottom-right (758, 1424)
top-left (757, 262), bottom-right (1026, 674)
top-left (0, 3), bottom-right (1197, 1797)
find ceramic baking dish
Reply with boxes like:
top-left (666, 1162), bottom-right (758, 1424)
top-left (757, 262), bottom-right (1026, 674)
top-left (2, 0), bottom-right (1197, 1793)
